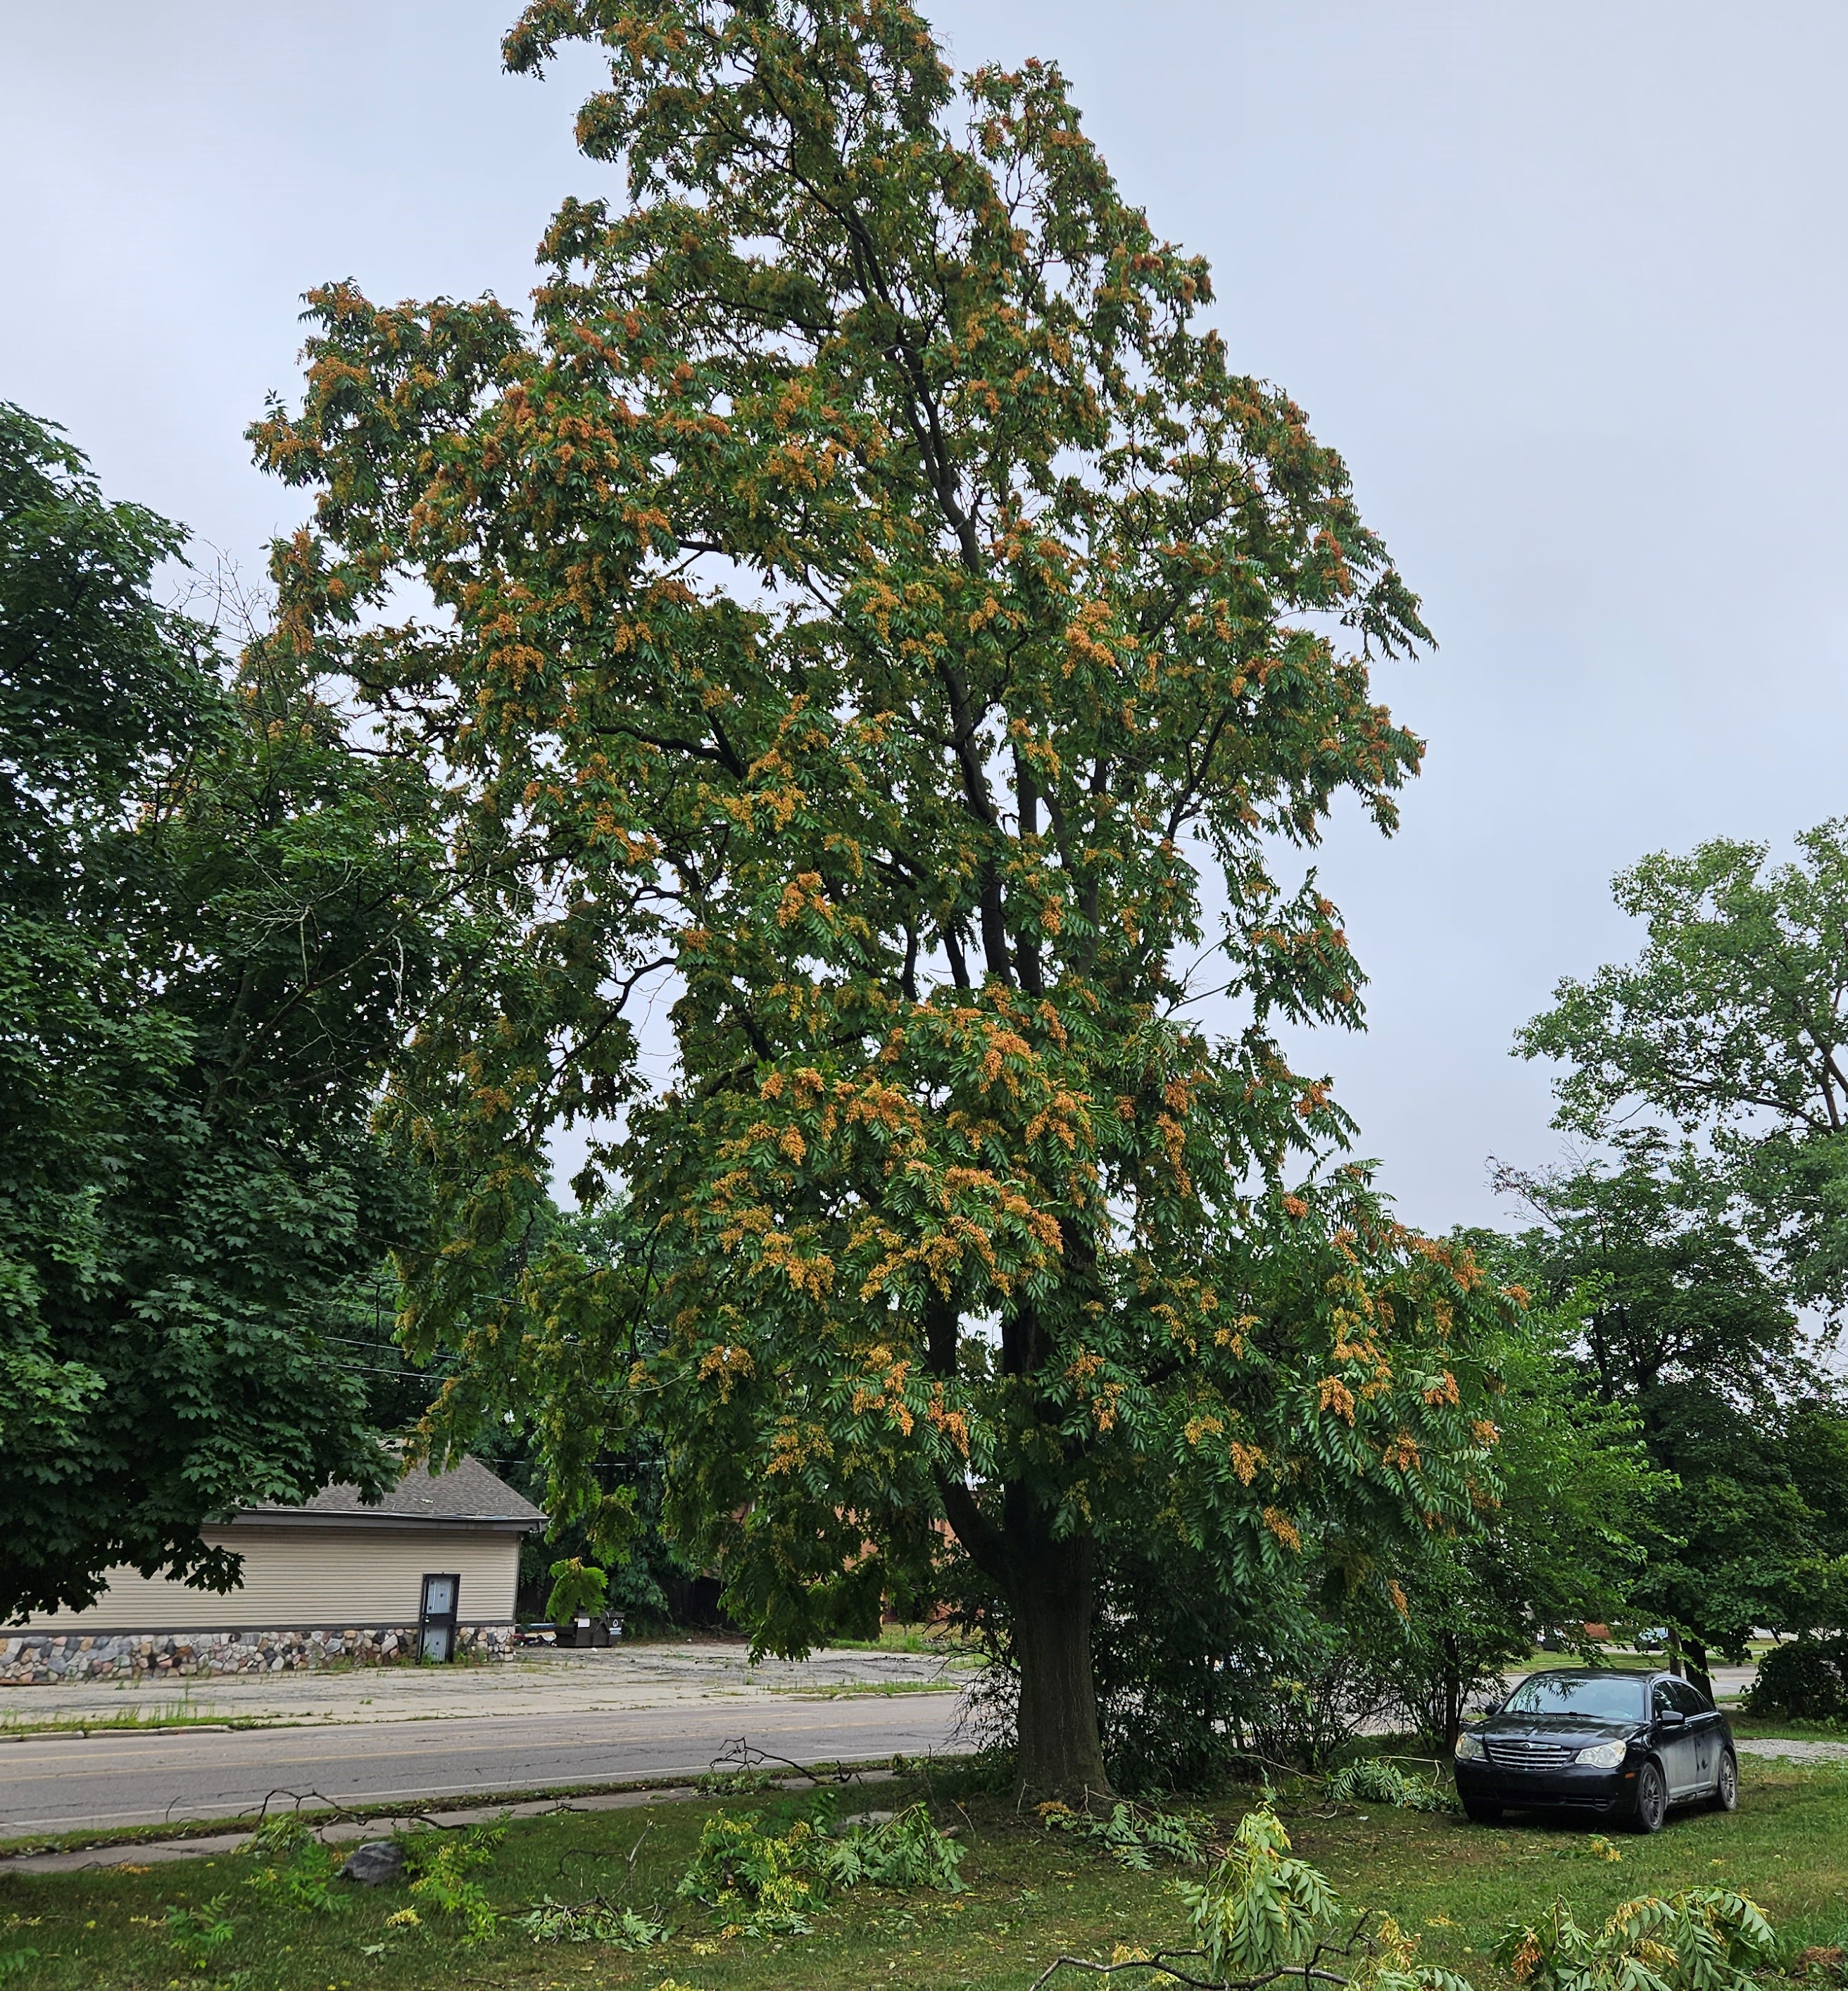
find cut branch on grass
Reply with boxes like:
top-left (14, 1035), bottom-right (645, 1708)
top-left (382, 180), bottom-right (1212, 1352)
top-left (1029, 1958), bottom-right (1357, 1991)
top-left (700, 1735), bottom-right (872, 1789)
top-left (1031, 1812), bottom-right (1401, 1991)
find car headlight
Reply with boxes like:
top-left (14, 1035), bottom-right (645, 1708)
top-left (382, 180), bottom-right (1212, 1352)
top-left (1575, 1740), bottom-right (1626, 1769)
top-left (1454, 1733), bottom-right (1485, 1761)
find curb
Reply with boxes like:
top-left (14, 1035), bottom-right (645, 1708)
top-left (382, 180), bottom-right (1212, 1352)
top-left (0, 1759), bottom-right (934, 1873)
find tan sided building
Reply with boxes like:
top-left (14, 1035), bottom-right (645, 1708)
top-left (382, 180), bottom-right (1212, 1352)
top-left (1, 1457), bottom-right (546, 1685)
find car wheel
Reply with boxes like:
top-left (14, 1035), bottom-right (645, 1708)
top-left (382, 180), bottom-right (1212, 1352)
top-left (1629, 1759), bottom-right (1667, 1834)
top-left (1709, 1750), bottom-right (1739, 1813)
top-left (1462, 1797), bottom-right (1502, 1824)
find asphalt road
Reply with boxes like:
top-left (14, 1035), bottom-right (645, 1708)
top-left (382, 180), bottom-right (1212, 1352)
top-left (0, 1695), bottom-right (968, 1836)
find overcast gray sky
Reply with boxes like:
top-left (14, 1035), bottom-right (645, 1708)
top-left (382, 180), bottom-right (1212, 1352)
top-left (8, 1), bottom-right (1845, 1233)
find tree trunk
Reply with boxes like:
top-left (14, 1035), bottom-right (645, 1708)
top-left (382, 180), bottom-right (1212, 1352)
top-left (1440, 1631), bottom-right (1463, 1750)
top-left (935, 1447), bottom-right (1112, 1800)
top-left (1683, 1637), bottom-right (1714, 1701)
top-left (1009, 1524), bottom-right (1111, 1800)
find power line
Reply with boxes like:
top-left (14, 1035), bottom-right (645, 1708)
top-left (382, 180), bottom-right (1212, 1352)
top-left (327, 1359), bottom-right (444, 1379)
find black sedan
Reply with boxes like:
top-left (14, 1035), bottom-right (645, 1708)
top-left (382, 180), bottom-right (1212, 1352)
top-left (1453, 1668), bottom-right (1737, 1833)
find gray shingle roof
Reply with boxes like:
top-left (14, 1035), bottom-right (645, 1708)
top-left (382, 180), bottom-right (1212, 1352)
top-left (241, 1455), bottom-right (546, 1528)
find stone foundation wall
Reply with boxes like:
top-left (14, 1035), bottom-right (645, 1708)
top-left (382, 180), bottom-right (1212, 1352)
top-left (0, 1623), bottom-right (516, 1685)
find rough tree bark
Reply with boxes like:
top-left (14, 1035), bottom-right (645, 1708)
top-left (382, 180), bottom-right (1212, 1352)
top-left (1007, 1512), bottom-right (1111, 1800)
top-left (936, 1443), bottom-right (1113, 1796)
top-left (1440, 1631), bottom-right (1464, 1750)
top-left (1683, 1636), bottom-right (1715, 1701)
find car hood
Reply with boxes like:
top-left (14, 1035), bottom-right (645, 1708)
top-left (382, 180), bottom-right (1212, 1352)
top-left (1474, 1713), bottom-right (1645, 1746)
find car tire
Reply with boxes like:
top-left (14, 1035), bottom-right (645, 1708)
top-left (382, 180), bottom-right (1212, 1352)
top-left (1628, 1759), bottom-right (1667, 1834)
top-left (1709, 1750), bottom-right (1739, 1813)
top-left (1462, 1797), bottom-right (1502, 1824)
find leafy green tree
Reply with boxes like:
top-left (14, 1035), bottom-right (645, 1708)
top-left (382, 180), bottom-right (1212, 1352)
top-left (1046, 1271), bottom-right (1652, 1782)
top-left (1090, 1276), bottom-right (1661, 1773)
top-left (0, 404), bottom-right (448, 1621)
top-left (1493, 1136), bottom-right (1811, 1403)
top-left (1516, 824), bottom-right (1848, 1312)
top-left (323, 1255), bottom-right (453, 1436)
top-left (1491, 1146), bottom-right (1848, 1688)
top-left (255, 0), bottom-right (1510, 1792)
top-left (1376, 1262), bottom-right (1663, 1747)
top-left (437, 1201), bottom-right (714, 1629)
top-left (1778, 1402), bottom-right (1848, 1630)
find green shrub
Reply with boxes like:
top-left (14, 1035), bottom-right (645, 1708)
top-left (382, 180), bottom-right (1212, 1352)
top-left (1747, 1638), bottom-right (1848, 1722)
top-left (820, 1803), bottom-right (967, 1891)
top-left (676, 1813), bottom-right (826, 1936)
top-left (163, 1895), bottom-right (237, 1968)
top-left (543, 1557), bottom-right (609, 1626)
top-left (1174, 1808), bottom-right (1340, 1981)
top-left (1032, 1807), bottom-right (1780, 1991)
top-left (693, 1765), bottom-right (781, 1795)
top-left (244, 1812), bottom-right (344, 1916)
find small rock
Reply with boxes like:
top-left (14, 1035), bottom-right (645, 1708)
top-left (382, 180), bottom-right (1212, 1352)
top-left (341, 1840), bottom-right (406, 1886)
top-left (838, 1810), bottom-right (898, 1829)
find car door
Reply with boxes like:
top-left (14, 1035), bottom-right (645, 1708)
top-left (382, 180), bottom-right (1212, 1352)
top-left (1651, 1677), bottom-right (1700, 1796)
top-left (1671, 1678), bottom-right (1722, 1791)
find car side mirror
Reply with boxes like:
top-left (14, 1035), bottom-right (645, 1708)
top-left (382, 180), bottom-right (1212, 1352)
top-left (1658, 1708), bottom-right (1686, 1728)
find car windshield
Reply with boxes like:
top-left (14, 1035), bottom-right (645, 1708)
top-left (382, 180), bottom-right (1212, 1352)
top-left (1500, 1673), bottom-right (1647, 1721)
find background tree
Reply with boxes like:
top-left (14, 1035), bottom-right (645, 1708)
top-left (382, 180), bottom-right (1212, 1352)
top-left (255, 0), bottom-right (1511, 1795)
top-left (420, 1199), bottom-right (717, 1628)
top-left (1775, 1402), bottom-right (1848, 1633)
top-left (0, 404), bottom-right (449, 1621)
top-left (1516, 824), bottom-right (1848, 1314)
top-left (1491, 1143), bottom-right (1848, 1691)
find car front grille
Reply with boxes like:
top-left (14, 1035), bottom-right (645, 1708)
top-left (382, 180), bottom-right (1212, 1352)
top-left (1485, 1738), bottom-right (1578, 1771)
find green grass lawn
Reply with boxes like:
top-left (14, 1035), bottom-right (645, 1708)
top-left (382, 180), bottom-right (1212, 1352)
top-left (1727, 1715), bottom-right (1847, 1742)
top-left (803, 1623), bottom-right (974, 1657)
top-left (4, 1759), bottom-right (1845, 1990)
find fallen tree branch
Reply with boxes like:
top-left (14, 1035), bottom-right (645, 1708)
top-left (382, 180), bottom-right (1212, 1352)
top-left (704, 1736), bottom-right (868, 1787)
top-left (1029, 1954), bottom-right (1360, 1991)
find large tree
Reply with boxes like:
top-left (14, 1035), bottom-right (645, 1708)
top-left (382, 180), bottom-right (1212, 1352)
top-left (254, 0), bottom-right (1509, 1793)
top-left (1516, 824), bottom-right (1848, 1313)
top-left (0, 404), bottom-right (446, 1621)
